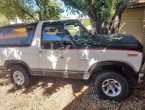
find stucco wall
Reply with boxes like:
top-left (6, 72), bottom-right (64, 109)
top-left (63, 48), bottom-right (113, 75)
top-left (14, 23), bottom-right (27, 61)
top-left (143, 8), bottom-right (145, 47)
top-left (119, 8), bottom-right (144, 44)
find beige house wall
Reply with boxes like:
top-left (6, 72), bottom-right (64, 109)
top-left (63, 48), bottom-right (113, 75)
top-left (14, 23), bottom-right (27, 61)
top-left (143, 7), bottom-right (145, 47)
top-left (119, 8), bottom-right (144, 44)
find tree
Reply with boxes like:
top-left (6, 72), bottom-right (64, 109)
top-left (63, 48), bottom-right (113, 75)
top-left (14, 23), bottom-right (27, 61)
top-left (0, 14), bottom-right (9, 26)
top-left (62, 0), bottom-right (135, 34)
top-left (35, 0), bottom-right (62, 20)
top-left (0, 0), bottom-right (62, 21)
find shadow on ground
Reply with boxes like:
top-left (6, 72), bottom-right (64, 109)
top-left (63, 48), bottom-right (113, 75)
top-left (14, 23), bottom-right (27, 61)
top-left (0, 72), bottom-right (10, 86)
top-left (0, 72), bottom-right (145, 110)
top-left (0, 72), bottom-right (119, 109)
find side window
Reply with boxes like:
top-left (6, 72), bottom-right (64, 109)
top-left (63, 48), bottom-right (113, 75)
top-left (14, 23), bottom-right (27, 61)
top-left (64, 22), bottom-right (90, 44)
top-left (0, 26), bottom-right (35, 46)
top-left (65, 24), bottom-right (80, 36)
top-left (41, 25), bottom-right (72, 49)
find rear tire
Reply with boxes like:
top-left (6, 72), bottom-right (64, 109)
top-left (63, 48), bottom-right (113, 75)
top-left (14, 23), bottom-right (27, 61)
top-left (94, 71), bottom-right (129, 102)
top-left (10, 66), bottom-right (31, 88)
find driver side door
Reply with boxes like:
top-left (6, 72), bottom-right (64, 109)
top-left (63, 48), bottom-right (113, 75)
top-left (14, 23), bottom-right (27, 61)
top-left (39, 23), bottom-right (80, 78)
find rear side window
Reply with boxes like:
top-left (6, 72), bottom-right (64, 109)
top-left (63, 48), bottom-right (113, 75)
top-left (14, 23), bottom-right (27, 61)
top-left (0, 26), bottom-right (35, 46)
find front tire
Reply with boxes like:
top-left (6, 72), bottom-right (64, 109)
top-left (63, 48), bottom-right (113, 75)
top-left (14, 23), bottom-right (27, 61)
top-left (94, 71), bottom-right (129, 102)
top-left (10, 66), bottom-right (31, 88)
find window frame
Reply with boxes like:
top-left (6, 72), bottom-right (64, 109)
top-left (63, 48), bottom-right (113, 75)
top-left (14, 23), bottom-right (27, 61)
top-left (41, 23), bottom-right (76, 50)
top-left (64, 21), bottom-right (91, 45)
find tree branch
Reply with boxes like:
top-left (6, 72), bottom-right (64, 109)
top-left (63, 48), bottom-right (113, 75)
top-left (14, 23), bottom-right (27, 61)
top-left (109, 1), bottom-right (128, 34)
top-left (35, 0), bottom-right (42, 20)
top-left (19, 7), bottom-right (37, 21)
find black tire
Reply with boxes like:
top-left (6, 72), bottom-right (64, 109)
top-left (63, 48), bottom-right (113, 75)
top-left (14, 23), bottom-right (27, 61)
top-left (94, 71), bottom-right (129, 102)
top-left (10, 66), bottom-right (31, 88)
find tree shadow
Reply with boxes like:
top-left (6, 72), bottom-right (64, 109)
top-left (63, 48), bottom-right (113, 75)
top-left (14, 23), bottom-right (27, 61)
top-left (17, 76), bottom-right (89, 97)
top-left (1, 71), bottom-right (89, 96)
top-left (62, 80), bottom-right (145, 110)
top-left (62, 83), bottom-right (116, 110)
top-left (7, 87), bottom-right (18, 93)
top-left (0, 72), bottom-right (7, 79)
top-left (35, 76), bottom-right (117, 110)
top-left (0, 72), bottom-right (10, 86)
top-left (2, 72), bottom-right (145, 109)
top-left (41, 78), bottom-right (66, 96)
top-left (36, 77), bottom-right (89, 97)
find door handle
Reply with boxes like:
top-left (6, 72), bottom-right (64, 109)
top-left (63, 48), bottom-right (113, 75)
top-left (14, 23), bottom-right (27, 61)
top-left (39, 50), bottom-right (47, 53)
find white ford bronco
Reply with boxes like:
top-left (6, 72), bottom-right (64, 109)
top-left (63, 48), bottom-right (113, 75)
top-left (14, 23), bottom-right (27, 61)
top-left (0, 19), bottom-right (144, 101)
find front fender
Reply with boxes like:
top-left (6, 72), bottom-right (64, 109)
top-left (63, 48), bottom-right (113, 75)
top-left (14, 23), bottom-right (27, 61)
top-left (83, 61), bottom-right (138, 80)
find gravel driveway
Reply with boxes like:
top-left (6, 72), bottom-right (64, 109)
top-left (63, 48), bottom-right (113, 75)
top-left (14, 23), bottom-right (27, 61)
top-left (0, 72), bottom-right (145, 110)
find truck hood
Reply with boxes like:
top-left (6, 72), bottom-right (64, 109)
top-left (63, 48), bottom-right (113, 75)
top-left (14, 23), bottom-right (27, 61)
top-left (80, 34), bottom-right (144, 52)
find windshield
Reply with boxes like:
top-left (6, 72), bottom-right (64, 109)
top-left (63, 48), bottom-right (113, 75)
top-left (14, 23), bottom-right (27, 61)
top-left (64, 22), bottom-right (90, 44)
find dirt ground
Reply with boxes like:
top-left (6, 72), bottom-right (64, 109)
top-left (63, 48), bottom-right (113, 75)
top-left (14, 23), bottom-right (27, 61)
top-left (0, 72), bottom-right (145, 110)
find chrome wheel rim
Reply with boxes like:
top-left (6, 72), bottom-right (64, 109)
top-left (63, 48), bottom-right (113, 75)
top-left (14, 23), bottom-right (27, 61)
top-left (102, 79), bottom-right (121, 97)
top-left (13, 71), bottom-right (24, 85)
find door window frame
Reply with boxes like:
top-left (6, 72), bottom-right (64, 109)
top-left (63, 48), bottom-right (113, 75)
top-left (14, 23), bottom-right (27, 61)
top-left (64, 21), bottom-right (91, 46)
top-left (41, 23), bottom-right (76, 50)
